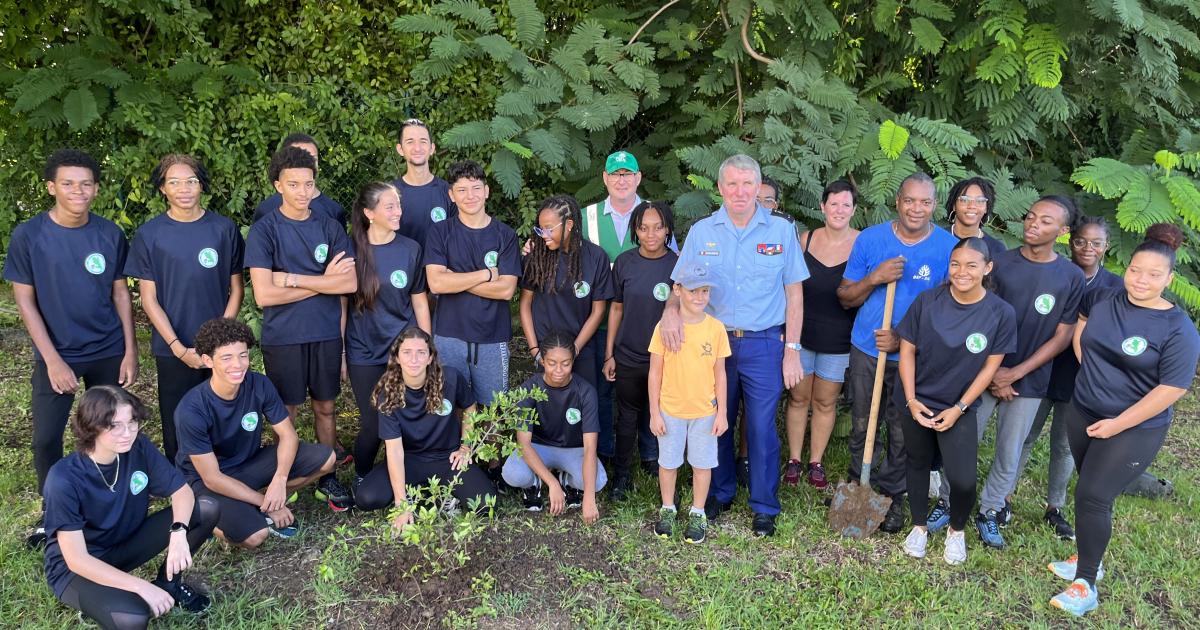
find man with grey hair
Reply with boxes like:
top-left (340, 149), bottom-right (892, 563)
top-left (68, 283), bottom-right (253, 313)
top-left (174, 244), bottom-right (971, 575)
top-left (657, 154), bottom-right (809, 537)
top-left (836, 172), bottom-right (958, 534)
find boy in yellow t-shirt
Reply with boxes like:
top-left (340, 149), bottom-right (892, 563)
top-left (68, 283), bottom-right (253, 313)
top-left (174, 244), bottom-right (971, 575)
top-left (647, 265), bottom-right (730, 544)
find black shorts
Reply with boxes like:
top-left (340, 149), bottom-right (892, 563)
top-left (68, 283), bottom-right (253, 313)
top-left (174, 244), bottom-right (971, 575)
top-left (261, 339), bottom-right (342, 405)
top-left (192, 442), bottom-right (332, 542)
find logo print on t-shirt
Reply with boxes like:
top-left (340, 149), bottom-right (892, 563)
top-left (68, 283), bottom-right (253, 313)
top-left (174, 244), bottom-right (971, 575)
top-left (84, 252), bottom-right (106, 275)
top-left (574, 281), bottom-right (591, 298)
top-left (431, 207), bottom-right (447, 222)
top-left (484, 250), bottom-right (499, 268)
top-left (198, 248), bottom-right (219, 269)
top-left (566, 408), bottom-right (582, 425)
top-left (437, 399), bottom-right (453, 416)
top-left (390, 270), bottom-right (408, 289)
top-left (1034, 294), bottom-right (1056, 315)
top-left (1122, 336), bottom-right (1148, 356)
top-left (314, 243), bottom-right (329, 264)
top-left (701, 342), bottom-right (713, 357)
top-left (965, 333), bottom-right (988, 354)
top-left (912, 264), bottom-right (931, 282)
top-left (652, 282), bottom-right (670, 302)
top-left (129, 471), bottom-right (148, 495)
top-left (241, 412), bottom-right (259, 432)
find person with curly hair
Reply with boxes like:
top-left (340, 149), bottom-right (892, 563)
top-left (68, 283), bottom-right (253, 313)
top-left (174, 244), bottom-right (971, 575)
top-left (252, 133), bottom-right (347, 228)
top-left (945, 176), bottom-right (1005, 253)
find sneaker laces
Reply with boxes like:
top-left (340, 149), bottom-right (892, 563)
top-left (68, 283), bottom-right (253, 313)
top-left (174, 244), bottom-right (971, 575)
top-left (982, 514), bottom-right (999, 536)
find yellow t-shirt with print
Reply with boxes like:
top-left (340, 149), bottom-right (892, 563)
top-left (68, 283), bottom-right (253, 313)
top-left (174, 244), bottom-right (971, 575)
top-left (648, 314), bottom-right (732, 419)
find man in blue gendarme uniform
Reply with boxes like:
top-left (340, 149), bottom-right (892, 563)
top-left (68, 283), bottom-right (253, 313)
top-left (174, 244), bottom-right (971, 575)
top-left (658, 154), bottom-right (809, 537)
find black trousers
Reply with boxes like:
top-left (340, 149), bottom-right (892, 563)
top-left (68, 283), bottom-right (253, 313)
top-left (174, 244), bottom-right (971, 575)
top-left (613, 361), bottom-right (658, 475)
top-left (33, 355), bottom-right (123, 495)
top-left (347, 363), bottom-right (387, 478)
top-left (1063, 402), bottom-right (1168, 587)
top-left (154, 356), bottom-right (210, 463)
top-left (845, 348), bottom-right (906, 496)
top-left (57, 497), bottom-right (218, 630)
top-left (902, 407), bottom-right (978, 531)
top-left (356, 455), bottom-right (495, 513)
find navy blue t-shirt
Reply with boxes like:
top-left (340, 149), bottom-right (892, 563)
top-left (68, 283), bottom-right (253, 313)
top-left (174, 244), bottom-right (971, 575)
top-left (611, 248), bottom-right (678, 367)
top-left (43, 435), bottom-right (184, 597)
top-left (392, 176), bottom-right (456, 247)
top-left (346, 235), bottom-right (428, 366)
top-left (894, 285), bottom-right (1018, 412)
top-left (124, 211), bottom-right (245, 357)
top-left (253, 192), bottom-right (347, 229)
top-left (174, 372), bottom-right (290, 481)
top-left (989, 248), bottom-right (1085, 398)
top-left (521, 240), bottom-right (614, 341)
top-left (245, 209), bottom-right (353, 346)
top-left (3, 212), bottom-right (128, 362)
top-left (1046, 268), bottom-right (1124, 402)
top-left (423, 216), bottom-right (521, 343)
top-left (1073, 291), bottom-right (1200, 430)
top-left (378, 366), bottom-right (475, 461)
top-left (517, 374), bottom-right (599, 448)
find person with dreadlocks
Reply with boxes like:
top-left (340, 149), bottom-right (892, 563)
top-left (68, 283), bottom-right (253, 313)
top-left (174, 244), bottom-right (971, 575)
top-left (353, 328), bottom-right (494, 532)
top-left (519, 194), bottom-right (614, 389)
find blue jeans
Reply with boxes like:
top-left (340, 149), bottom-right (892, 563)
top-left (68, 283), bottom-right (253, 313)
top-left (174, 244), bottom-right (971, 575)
top-left (435, 335), bottom-right (509, 406)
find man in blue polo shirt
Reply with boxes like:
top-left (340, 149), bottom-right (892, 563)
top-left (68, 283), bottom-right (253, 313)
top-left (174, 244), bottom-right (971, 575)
top-left (658, 154), bottom-right (808, 537)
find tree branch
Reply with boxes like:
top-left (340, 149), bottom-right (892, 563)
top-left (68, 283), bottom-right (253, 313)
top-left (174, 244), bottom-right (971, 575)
top-left (719, 6), bottom-right (745, 127)
top-left (740, 4), bottom-right (774, 65)
top-left (627, 0), bottom-right (682, 47)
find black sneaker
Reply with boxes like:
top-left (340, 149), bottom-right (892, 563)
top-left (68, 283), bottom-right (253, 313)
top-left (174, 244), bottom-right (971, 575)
top-left (684, 511), bottom-right (708, 544)
top-left (26, 524), bottom-right (47, 550)
top-left (640, 459), bottom-right (659, 477)
top-left (315, 474), bottom-right (353, 512)
top-left (333, 443), bottom-right (353, 467)
top-left (735, 456), bottom-right (751, 487)
top-left (654, 507), bottom-right (676, 538)
top-left (879, 494), bottom-right (908, 534)
top-left (564, 486), bottom-right (584, 509)
top-left (609, 474), bottom-right (633, 502)
top-left (522, 484), bottom-right (543, 511)
top-left (752, 513), bottom-right (776, 537)
top-left (704, 499), bottom-right (732, 522)
top-left (1044, 507), bottom-right (1076, 540)
top-left (154, 578), bottom-right (212, 616)
top-left (997, 498), bottom-right (1014, 528)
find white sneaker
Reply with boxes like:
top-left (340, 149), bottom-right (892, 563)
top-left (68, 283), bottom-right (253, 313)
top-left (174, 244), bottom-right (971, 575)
top-left (903, 527), bottom-right (927, 559)
top-left (944, 529), bottom-right (967, 565)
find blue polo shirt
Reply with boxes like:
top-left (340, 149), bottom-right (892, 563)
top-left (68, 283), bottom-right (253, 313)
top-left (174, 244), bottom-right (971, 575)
top-left (671, 205), bottom-right (809, 332)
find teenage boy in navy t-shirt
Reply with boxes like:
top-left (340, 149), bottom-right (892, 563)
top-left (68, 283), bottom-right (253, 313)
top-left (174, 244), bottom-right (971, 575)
top-left (392, 118), bottom-right (456, 247)
top-left (252, 133), bottom-right (347, 228)
top-left (4, 149), bottom-right (139, 548)
top-left (245, 146), bottom-right (355, 509)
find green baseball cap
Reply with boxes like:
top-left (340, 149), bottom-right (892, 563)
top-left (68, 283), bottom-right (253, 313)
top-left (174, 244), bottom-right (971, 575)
top-left (605, 150), bottom-right (639, 174)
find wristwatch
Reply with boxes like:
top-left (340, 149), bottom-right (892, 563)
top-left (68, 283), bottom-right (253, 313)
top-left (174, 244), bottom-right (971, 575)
top-left (170, 521), bottom-right (189, 534)
top-left (954, 400), bottom-right (969, 413)
top-left (784, 342), bottom-right (802, 352)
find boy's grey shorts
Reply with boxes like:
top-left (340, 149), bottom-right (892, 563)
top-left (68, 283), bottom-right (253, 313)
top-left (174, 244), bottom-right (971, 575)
top-left (657, 411), bottom-right (718, 470)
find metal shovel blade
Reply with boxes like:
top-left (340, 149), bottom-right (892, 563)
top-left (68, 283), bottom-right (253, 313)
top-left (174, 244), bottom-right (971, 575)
top-left (828, 480), bottom-right (892, 539)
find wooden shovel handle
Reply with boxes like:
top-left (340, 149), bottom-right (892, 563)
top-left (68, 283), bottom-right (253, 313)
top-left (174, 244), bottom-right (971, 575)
top-left (860, 281), bottom-right (897, 483)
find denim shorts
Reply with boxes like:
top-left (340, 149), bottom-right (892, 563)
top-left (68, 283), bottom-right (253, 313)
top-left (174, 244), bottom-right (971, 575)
top-left (800, 347), bottom-right (850, 383)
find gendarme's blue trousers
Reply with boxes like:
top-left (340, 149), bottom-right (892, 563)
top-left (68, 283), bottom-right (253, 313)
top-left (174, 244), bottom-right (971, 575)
top-left (709, 328), bottom-right (784, 515)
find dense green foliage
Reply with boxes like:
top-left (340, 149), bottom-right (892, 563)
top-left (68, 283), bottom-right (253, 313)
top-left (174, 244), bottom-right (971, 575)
top-left (2, 0), bottom-right (1200, 307)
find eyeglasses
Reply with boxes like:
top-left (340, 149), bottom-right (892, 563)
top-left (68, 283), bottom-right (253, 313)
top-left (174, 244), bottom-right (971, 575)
top-left (165, 177), bottom-right (201, 189)
top-left (607, 171), bottom-right (637, 181)
top-left (957, 195), bottom-right (989, 206)
top-left (106, 421), bottom-right (140, 435)
top-left (533, 220), bottom-right (564, 238)
top-left (1071, 238), bottom-right (1108, 250)
top-left (757, 197), bottom-right (778, 209)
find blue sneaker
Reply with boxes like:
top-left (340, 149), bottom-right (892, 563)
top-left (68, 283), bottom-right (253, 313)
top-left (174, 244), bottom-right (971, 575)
top-left (1050, 579), bottom-right (1098, 616)
top-left (1048, 554), bottom-right (1105, 581)
top-left (926, 499), bottom-right (950, 533)
top-left (265, 516), bottom-right (299, 539)
top-left (974, 510), bottom-right (1005, 549)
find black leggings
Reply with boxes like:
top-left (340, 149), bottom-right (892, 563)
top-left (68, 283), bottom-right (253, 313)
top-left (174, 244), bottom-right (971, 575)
top-left (355, 454), bottom-right (495, 513)
top-left (154, 356), bottom-right (210, 463)
top-left (902, 407), bottom-right (978, 531)
top-left (57, 497), bottom-right (219, 630)
top-left (33, 356), bottom-right (122, 496)
top-left (1063, 402), bottom-right (1168, 587)
top-left (347, 363), bottom-right (387, 478)
top-left (613, 361), bottom-right (657, 475)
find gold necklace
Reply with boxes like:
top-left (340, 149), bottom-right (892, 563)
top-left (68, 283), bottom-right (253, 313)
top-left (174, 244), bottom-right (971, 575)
top-left (92, 453), bottom-right (120, 493)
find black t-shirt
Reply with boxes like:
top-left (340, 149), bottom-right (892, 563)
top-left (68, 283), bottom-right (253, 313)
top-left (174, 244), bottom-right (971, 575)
top-left (43, 435), bottom-right (184, 597)
top-left (517, 374), bottom-right (599, 448)
top-left (378, 366), bottom-right (475, 461)
top-left (1045, 268), bottom-right (1124, 402)
top-left (124, 211), bottom-right (245, 357)
top-left (253, 192), bottom-right (347, 229)
top-left (1073, 291), bottom-right (1200, 430)
top-left (174, 372), bottom-right (290, 480)
top-left (990, 248), bottom-right (1085, 398)
top-left (244, 208), bottom-right (353, 346)
top-left (346, 235), bottom-right (428, 366)
top-left (392, 176), bottom-right (456, 247)
top-left (2, 212), bottom-right (128, 362)
top-left (423, 216), bottom-right (521, 343)
top-left (611, 248), bottom-right (678, 367)
top-left (799, 231), bottom-right (857, 354)
top-left (894, 285), bottom-right (1018, 412)
top-left (521, 240), bottom-right (614, 341)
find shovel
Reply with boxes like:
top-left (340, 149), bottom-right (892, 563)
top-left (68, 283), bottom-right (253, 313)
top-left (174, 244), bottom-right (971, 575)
top-left (829, 281), bottom-right (897, 539)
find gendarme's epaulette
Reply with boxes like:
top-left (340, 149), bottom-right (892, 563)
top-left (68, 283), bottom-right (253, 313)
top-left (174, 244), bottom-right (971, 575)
top-left (770, 208), bottom-right (797, 224)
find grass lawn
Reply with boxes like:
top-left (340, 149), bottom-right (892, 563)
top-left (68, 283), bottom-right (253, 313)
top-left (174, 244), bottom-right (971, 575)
top-left (0, 298), bottom-right (1197, 629)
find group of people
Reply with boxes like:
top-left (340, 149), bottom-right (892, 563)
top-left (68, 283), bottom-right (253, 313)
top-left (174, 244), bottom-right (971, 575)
top-left (6, 118), bottom-right (1197, 627)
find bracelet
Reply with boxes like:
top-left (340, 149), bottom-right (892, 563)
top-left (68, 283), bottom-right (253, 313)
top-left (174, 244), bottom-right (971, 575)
top-left (906, 398), bottom-right (918, 407)
top-left (168, 338), bottom-right (181, 348)
top-left (605, 356), bottom-right (614, 362)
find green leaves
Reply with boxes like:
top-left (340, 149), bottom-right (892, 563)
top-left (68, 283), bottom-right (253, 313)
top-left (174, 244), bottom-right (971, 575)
top-left (910, 18), bottom-right (946, 54)
top-left (62, 87), bottom-right (99, 130)
top-left (1023, 24), bottom-right (1067, 88)
top-left (508, 0), bottom-right (545, 49)
top-left (1071, 158), bottom-right (1144, 198)
top-left (878, 120), bottom-right (910, 159)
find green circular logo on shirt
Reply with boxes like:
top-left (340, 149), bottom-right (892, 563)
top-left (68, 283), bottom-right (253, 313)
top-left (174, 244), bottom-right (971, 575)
top-left (314, 243), bottom-right (329, 264)
top-left (129, 470), bottom-right (148, 495)
top-left (1034, 293), bottom-right (1056, 315)
top-left (573, 281), bottom-right (591, 298)
top-left (652, 282), bottom-right (670, 302)
top-left (431, 207), bottom-right (447, 222)
top-left (965, 333), bottom-right (988, 354)
top-left (84, 252), bottom-right (106, 275)
top-left (390, 269), bottom-right (408, 289)
top-left (483, 250), bottom-right (499, 268)
top-left (198, 247), bottom-right (219, 268)
top-left (241, 412), bottom-right (259, 432)
top-left (437, 399), bottom-right (453, 416)
top-left (1122, 336), bottom-right (1148, 356)
top-left (566, 408), bottom-right (582, 425)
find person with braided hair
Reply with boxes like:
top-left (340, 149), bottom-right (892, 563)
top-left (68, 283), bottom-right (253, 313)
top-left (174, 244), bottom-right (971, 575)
top-left (519, 194), bottom-right (614, 389)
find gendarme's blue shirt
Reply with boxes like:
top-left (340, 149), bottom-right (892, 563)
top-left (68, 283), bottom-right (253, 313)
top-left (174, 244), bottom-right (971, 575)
top-left (672, 205), bottom-right (809, 331)
top-left (844, 221), bottom-right (957, 360)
